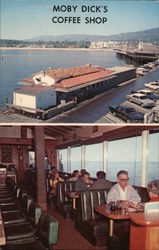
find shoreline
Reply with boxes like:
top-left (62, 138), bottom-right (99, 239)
top-left (0, 47), bottom-right (115, 52)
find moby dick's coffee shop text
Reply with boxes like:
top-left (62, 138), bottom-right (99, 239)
top-left (52, 5), bottom-right (108, 24)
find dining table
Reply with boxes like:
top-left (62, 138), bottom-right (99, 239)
top-left (95, 203), bottom-right (143, 237)
top-left (65, 191), bottom-right (79, 209)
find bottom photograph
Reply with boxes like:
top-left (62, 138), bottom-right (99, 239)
top-left (0, 125), bottom-right (159, 250)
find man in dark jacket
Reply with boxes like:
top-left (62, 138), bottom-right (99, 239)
top-left (89, 171), bottom-right (113, 190)
top-left (75, 171), bottom-right (92, 191)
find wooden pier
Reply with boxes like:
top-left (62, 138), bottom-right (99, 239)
top-left (116, 49), bottom-right (159, 65)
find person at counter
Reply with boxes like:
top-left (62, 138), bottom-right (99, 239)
top-left (147, 179), bottom-right (159, 202)
top-left (107, 170), bottom-right (141, 204)
top-left (89, 171), bottom-right (113, 190)
top-left (75, 171), bottom-right (93, 191)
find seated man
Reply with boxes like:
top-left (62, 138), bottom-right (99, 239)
top-left (75, 171), bottom-right (92, 191)
top-left (89, 171), bottom-right (113, 190)
top-left (107, 170), bottom-right (141, 204)
top-left (147, 179), bottom-right (159, 202)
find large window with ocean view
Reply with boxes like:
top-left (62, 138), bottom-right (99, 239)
top-left (107, 136), bottom-right (142, 185)
top-left (59, 149), bottom-right (67, 172)
top-left (70, 146), bottom-right (81, 172)
top-left (85, 143), bottom-right (103, 177)
top-left (147, 132), bottom-right (159, 184)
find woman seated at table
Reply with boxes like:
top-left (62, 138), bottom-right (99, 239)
top-left (69, 170), bottom-right (80, 181)
top-left (147, 179), bottom-right (159, 202)
top-left (50, 170), bottom-right (64, 196)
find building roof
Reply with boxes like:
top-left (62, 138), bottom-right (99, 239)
top-left (20, 77), bottom-right (34, 85)
top-left (14, 85), bottom-right (54, 96)
top-left (54, 69), bottom-right (114, 90)
top-left (45, 65), bottom-right (104, 81)
top-left (109, 66), bottom-right (135, 74)
top-left (19, 65), bottom-right (134, 93)
top-left (21, 65), bottom-right (105, 85)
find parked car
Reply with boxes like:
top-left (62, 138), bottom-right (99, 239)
top-left (147, 63), bottom-right (155, 69)
top-left (126, 93), bottom-right (155, 108)
top-left (142, 64), bottom-right (152, 70)
top-left (152, 106), bottom-right (159, 123)
top-left (109, 105), bottom-right (144, 123)
top-left (144, 81), bottom-right (159, 91)
top-left (131, 89), bottom-right (159, 102)
top-left (136, 68), bottom-right (149, 76)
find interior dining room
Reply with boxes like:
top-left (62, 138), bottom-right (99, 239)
top-left (0, 125), bottom-right (159, 250)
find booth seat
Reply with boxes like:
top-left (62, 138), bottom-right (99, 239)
top-left (75, 189), bottom-right (109, 247)
top-left (53, 181), bottom-right (76, 218)
top-left (133, 185), bottom-right (150, 203)
top-left (74, 185), bottom-right (150, 247)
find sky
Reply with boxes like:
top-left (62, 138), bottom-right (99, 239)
top-left (1, 0), bottom-right (159, 40)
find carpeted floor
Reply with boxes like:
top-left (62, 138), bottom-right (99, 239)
top-left (47, 205), bottom-right (107, 250)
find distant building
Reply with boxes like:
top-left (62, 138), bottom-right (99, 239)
top-left (90, 41), bottom-right (109, 49)
top-left (90, 41), bottom-right (124, 49)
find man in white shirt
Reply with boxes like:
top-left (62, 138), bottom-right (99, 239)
top-left (107, 170), bottom-right (141, 204)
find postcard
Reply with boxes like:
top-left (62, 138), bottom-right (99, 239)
top-left (0, 0), bottom-right (159, 124)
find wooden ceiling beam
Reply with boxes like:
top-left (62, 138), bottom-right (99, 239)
top-left (56, 126), bottom-right (159, 148)
top-left (0, 138), bottom-right (33, 145)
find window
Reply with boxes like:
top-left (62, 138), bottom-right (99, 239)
top-left (59, 149), bottom-right (67, 172)
top-left (70, 146), bottom-right (81, 173)
top-left (85, 143), bottom-right (103, 177)
top-left (147, 132), bottom-right (159, 184)
top-left (107, 136), bottom-right (141, 185)
top-left (29, 151), bottom-right (35, 167)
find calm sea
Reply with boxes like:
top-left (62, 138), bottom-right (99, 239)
top-left (0, 49), bottom-right (125, 108)
top-left (63, 161), bottom-right (159, 186)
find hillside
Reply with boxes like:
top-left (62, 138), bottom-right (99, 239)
top-left (28, 27), bottom-right (159, 42)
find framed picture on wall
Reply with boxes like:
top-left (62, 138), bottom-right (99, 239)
top-left (1, 146), bottom-right (12, 163)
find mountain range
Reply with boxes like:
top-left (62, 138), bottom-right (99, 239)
top-left (27, 27), bottom-right (159, 42)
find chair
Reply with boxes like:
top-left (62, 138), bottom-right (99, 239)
top-left (27, 201), bottom-right (42, 228)
top-left (4, 222), bottom-right (35, 245)
top-left (2, 195), bottom-right (33, 226)
top-left (36, 213), bottom-right (59, 250)
top-left (0, 188), bottom-right (23, 213)
top-left (6, 213), bottom-right (59, 250)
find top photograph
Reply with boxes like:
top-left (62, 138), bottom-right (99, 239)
top-left (0, 0), bottom-right (159, 124)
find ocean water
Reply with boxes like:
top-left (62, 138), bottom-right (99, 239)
top-left (62, 161), bottom-right (159, 186)
top-left (0, 49), bottom-right (125, 108)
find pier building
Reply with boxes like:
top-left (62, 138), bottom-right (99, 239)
top-left (11, 65), bottom-right (136, 118)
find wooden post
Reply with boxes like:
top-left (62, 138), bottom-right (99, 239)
top-left (34, 126), bottom-right (47, 210)
top-left (141, 130), bottom-right (149, 187)
top-left (81, 145), bottom-right (85, 170)
top-left (103, 141), bottom-right (108, 173)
